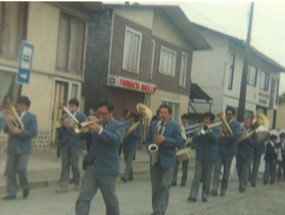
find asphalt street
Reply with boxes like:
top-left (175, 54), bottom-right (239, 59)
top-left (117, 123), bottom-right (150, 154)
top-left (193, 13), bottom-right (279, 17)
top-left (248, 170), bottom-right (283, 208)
top-left (0, 176), bottom-right (284, 215)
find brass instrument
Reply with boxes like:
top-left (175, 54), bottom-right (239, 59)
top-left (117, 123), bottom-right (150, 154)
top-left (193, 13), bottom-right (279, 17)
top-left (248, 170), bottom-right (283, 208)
top-left (123, 103), bottom-right (153, 140)
top-left (148, 121), bottom-right (162, 166)
top-left (184, 113), bottom-right (232, 135)
top-left (5, 106), bottom-right (24, 130)
top-left (237, 112), bottom-right (270, 143)
top-left (62, 106), bottom-right (101, 134)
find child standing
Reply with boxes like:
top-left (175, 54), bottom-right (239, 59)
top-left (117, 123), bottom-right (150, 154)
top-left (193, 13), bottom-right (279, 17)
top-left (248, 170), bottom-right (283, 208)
top-left (264, 133), bottom-right (278, 185)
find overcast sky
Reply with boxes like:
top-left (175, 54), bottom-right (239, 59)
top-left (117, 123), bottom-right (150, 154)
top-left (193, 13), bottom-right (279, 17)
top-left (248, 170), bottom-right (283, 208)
top-left (180, 1), bottom-right (285, 95)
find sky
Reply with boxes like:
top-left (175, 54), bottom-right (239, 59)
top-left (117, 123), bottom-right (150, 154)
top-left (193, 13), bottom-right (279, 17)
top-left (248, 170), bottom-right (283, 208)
top-left (180, 1), bottom-right (285, 95)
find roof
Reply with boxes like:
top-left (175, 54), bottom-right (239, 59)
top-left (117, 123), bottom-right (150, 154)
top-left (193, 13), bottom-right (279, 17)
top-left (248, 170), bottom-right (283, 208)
top-left (193, 23), bottom-right (285, 73)
top-left (99, 3), bottom-right (211, 51)
top-left (190, 83), bottom-right (213, 102)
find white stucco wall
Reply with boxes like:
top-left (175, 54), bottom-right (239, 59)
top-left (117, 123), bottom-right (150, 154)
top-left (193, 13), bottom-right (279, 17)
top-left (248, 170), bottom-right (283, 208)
top-left (149, 89), bottom-right (189, 124)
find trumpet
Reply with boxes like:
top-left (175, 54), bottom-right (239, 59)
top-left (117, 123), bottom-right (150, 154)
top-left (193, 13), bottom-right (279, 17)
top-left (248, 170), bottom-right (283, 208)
top-left (5, 106), bottom-right (24, 130)
top-left (62, 106), bottom-right (101, 134)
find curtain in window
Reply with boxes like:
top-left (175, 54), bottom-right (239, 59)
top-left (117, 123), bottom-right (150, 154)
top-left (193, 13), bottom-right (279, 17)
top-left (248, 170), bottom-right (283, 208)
top-left (123, 29), bottom-right (140, 73)
top-left (0, 2), bottom-right (25, 58)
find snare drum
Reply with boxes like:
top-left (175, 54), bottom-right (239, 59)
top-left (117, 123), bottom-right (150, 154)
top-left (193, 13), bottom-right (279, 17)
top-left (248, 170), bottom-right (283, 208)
top-left (176, 148), bottom-right (192, 162)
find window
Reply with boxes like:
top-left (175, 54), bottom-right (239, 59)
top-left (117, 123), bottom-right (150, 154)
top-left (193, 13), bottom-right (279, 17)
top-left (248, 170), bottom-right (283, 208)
top-left (0, 2), bottom-right (27, 58)
top-left (0, 70), bottom-right (16, 102)
top-left (161, 100), bottom-right (180, 123)
top-left (179, 52), bottom-right (188, 88)
top-left (148, 40), bottom-right (155, 80)
top-left (228, 54), bottom-right (235, 90)
top-left (122, 27), bottom-right (142, 74)
top-left (159, 46), bottom-right (176, 77)
top-left (57, 13), bottom-right (85, 73)
top-left (260, 70), bottom-right (269, 91)
top-left (247, 65), bottom-right (257, 86)
top-left (275, 78), bottom-right (279, 105)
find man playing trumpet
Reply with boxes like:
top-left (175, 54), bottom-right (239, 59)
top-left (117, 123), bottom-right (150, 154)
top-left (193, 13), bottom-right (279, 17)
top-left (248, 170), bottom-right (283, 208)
top-left (146, 104), bottom-right (184, 215)
top-left (187, 112), bottom-right (220, 202)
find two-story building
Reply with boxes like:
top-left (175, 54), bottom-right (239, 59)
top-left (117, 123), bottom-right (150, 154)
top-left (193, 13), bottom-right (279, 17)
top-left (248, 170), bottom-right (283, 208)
top-left (83, 4), bottom-right (210, 122)
top-left (190, 24), bottom-right (285, 127)
top-left (0, 2), bottom-right (102, 143)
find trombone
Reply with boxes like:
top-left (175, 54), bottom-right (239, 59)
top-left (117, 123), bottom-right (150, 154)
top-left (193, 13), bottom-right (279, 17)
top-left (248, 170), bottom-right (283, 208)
top-left (184, 113), bottom-right (233, 135)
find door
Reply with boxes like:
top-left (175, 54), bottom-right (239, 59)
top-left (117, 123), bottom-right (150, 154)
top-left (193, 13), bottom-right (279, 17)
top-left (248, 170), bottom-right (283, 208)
top-left (51, 81), bottom-right (68, 143)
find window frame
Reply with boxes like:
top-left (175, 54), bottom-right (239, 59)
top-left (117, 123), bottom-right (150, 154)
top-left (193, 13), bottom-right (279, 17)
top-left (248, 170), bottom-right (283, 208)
top-left (259, 70), bottom-right (270, 91)
top-left (247, 65), bottom-right (258, 87)
top-left (179, 52), bottom-right (188, 88)
top-left (161, 100), bottom-right (180, 123)
top-left (228, 54), bottom-right (235, 90)
top-left (148, 39), bottom-right (155, 80)
top-left (159, 46), bottom-right (177, 77)
top-left (122, 26), bottom-right (142, 74)
top-left (0, 2), bottom-right (27, 59)
top-left (56, 12), bottom-right (86, 73)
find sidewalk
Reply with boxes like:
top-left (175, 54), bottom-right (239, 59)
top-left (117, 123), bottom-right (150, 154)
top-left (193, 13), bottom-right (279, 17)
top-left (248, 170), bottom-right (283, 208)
top-left (1, 147), bottom-right (193, 192)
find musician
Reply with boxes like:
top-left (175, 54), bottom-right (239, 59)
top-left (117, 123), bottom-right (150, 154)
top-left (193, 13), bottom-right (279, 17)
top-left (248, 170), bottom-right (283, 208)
top-left (56, 98), bottom-right (86, 193)
top-left (264, 133), bottom-right (278, 184)
top-left (76, 101), bottom-right (125, 215)
top-left (279, 132), bottom-right (285, 181)
top-left (236, 118), bottom-right (259, 193)
top-left (2, 96), bottom-right (38, 200)
top-left (146, 104), bottom-right (185, 215)
top-left (187, 112), bottom-right (219, 202)
top-left (172, 114), bottom-right (191, 187)
top-left (121, 112), bottom-right (142, 182)
top-left (211, 107), bottom-right (240, 196)
top-left (249, 138), bottom-right (266, 187)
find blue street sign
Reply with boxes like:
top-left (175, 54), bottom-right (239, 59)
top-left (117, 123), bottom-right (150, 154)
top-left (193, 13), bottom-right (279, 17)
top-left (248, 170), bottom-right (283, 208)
top-left (16, 41), bottom-right (34, 84)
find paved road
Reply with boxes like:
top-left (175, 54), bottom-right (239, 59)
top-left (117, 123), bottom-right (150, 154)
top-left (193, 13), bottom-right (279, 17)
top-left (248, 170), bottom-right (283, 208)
top-left (0, 176), bottom-right (284, 215)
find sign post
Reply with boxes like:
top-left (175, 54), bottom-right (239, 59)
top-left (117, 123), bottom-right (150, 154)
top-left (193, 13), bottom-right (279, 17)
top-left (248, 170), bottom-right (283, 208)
top-left (16, 41), bottom-right (34, 95)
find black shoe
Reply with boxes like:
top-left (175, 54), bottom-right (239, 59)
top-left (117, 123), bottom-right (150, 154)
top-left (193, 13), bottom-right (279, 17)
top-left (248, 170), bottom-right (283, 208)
top-left (239, 189), bottom-right (245, 193)
top-left (220, 191), bottom-right (225, 196)
top-left (251, 182), bottom-right (256, 187)
top-left (211, 190), bottom-right (218, 196)
top-left (180, 182), bottom-right (186, 187)
top-left (187, 197), bottom-right (197, 202)
top-left (171, 182), bottom-right (177, 186)
top-left (202, 198), bottom-right (208, 202)
top-left (263, 181), bottom-right (268, 185)
top-left (120, 177), bottom-right (127, 183)
top-left (2, 196), bottom-right (16, 201)
top-left (23, 189), bottom-right (29, 199)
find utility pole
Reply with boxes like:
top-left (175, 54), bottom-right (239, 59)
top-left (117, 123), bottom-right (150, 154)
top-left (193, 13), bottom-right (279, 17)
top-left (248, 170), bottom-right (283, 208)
top-left (237, 2), bottom-right (254, 122)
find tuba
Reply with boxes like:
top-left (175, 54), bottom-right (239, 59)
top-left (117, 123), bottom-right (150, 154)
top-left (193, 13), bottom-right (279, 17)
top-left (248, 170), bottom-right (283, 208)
top-left (5, 106), bottom-right (24, 130)
top-left (237, 113), bottom-right (270, 143)
top-left (123, 103), bottom-right (152, 140)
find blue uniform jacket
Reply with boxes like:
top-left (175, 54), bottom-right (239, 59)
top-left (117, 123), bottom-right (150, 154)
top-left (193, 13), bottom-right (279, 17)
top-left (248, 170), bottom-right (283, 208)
top-left (220, 119), bottom-right (241, 157)
top-left (146, 120), bottom-right (185, 169)
top-left (192, 126), bottom-right (220, 162)
top-left (85, 118), bottom-right (125, 176)
top-left (122, 123), bottom-right (141, 151)
top-left (58, 111), bottom-right (86, 150)
top-left (7, 111), bottom-right (38, 155)
top-left (237, 128), bottom-right (259, 160)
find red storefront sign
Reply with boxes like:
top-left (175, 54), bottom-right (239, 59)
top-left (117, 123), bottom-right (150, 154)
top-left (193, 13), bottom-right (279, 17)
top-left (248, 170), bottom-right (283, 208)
top-left (108, 75), bottom-right (156, 94)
